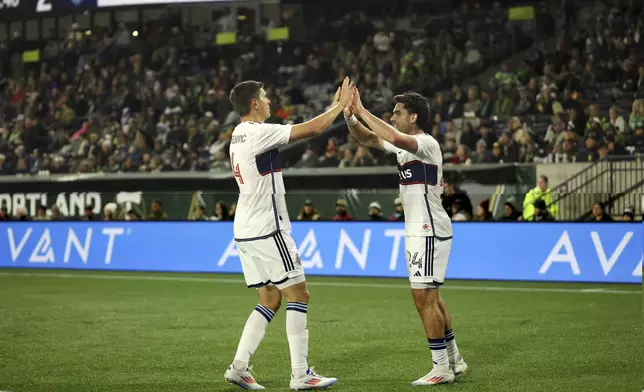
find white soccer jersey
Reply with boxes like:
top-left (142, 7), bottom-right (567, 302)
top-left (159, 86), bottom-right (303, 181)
top-left (384, 133), bottom-right (453, 238)
top-left (229, 121), bottom-right (292, 241)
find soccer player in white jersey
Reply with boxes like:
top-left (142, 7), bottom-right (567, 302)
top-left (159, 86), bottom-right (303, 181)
top-left (223, 78), bottom-right (351, 390)
top-left (344, 87), bottom-right (467, 386)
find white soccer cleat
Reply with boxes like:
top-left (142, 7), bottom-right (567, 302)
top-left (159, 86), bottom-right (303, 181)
top-left (451, 357), bottom-right (468, 379)
top-left (411, 367), bottom-right (455, 386)
top-left (224, 364), bottom-right (265, 390)
top-left (290, 367), bottom-right (338, 390)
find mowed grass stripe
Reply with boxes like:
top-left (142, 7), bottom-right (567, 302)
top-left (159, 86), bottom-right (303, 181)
top-left (0, 271), bottom-right (640, 295)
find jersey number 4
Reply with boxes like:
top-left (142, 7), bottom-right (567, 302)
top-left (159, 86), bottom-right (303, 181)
top-left (232, 153), bottom-right (244, 184)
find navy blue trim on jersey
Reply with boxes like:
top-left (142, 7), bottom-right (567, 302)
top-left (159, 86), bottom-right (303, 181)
top-left (247, 280), bottom-right (271, 288)
top-left (256, 149), bottom-right (283, 176)
top-left (424, 195), bottom-right (436, 234)
top-left (398, 160), bottom-right (438, 186)
top-left (235, 230), bottom-right (279, 242)
top-left (256, 148), bottom-right (282, 231)
top-left (247, 275), bottom-right (290, 289)
top-left (435, 235), bottom-right (454, 241)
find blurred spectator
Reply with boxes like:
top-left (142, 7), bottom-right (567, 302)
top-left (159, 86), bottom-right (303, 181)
top-left (193, 205), bottom-right (210, 221)
top-left (389, 197), bottom-right (404, 221)
top-left (451, 199), bottom-right (471, 221)
top-left (530, 199), bottom-right (555, 222)
top-left (297, 200), bottom-right (321, 221)
top-left (82, 205), bottom-right (96, 220)
top-left (622, 207), bottom-right (635, 222)
top-left (213, 201), bottom-right (230, 221)
top-left (15, 208), bottom-right (29, 221)
top-left (228, 203), bottom-right (237, 220)
top-left (50, 206), bottom-right (63, 220)
top-left (501, 202), bottom-right (521, 221)
top-left (442, 182), bottom-right (472, 218)
top-left (332, 199), bottom-right (353, 221)
top-left (473, 199), bottom-right (493, 221)
top-left (368, 201), bottom-right (386, 221)
top-left (148, 200), bottom-right (168, 221)
top-left (104, 203), bottom-right (117, 221)
top-left (589, 202), bottom-right (613, 222)
top-left (0, 206), bottom-right (10, 221)
top-left (126, 209), bottom-right (141, 221)
top-left (522, 175), bottom-right (557, 221)
top-left (34, 205), bottom-right (48, 221)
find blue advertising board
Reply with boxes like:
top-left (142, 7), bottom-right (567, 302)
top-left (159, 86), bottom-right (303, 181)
top-left (0, 222), bottom-right (641, 283)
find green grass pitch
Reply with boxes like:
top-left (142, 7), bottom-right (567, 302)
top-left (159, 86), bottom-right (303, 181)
top-left (0, 269), bottom-right (641, 392)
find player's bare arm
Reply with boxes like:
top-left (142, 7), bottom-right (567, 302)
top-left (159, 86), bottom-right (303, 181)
top-left (343, 88), bottom-right (384, 150)
top-left (351, 87), bottom-right (419, 153)
top-left (288, 77), bottom-right (351, 143)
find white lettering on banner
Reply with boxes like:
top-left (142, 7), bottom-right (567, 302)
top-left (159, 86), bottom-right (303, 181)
top-left (116, 192), bottom-right (143, 212)
top-left (335, 229), bottom-right (371, 270)
top-left (36, 0), bottom-right (52, 12)
top-left (217, 238), bottom-right (239, 267)
top-left (0, 192), bottom-right (107, 217)
top-left (633, 255), bottom-right (642, 277)
top-left (64, 228), bottom-right (93, 264)
top-left (298, 229), bottom-right (323, 269)
top-left (590, 231), bottom-right (633, 276)
top-left (102, 228), bottom-right (125, 264)
top-left (8, 228), bottom-right (32, 261)
top-left (384, 229), bottom-right (405, 271)
top-left (26, 193), bottom-right (42, 214)
top-left (539, 231), bottom-right (581, 275)
top-left (6, 227), bottom-right (126, 265)
top-left (30, 229), bottom-right (54, 263)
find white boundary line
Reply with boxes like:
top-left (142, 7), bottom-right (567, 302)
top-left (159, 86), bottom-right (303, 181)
top-left (0, 272), bottom-right (640, 295)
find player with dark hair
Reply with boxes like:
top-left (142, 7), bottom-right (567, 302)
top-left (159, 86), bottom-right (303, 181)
top-left (344, 88), bottom-right (467, 386)
top-left (224, 78), bottom-right (351, 390)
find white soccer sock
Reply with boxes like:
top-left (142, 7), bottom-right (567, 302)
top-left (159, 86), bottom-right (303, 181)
top-left (286, 302), bottom-right (309, 378)
top-left (232, 304), bottom-right (275, 370)
top-left (428, 338), bottom-right (449, 369)
top-left (445, 328), bottom-right (462, 363)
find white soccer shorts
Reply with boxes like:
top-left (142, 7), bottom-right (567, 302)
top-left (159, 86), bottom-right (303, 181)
top-left (235, 231), bottom-right (305, 290)
top-left (406, 236), bottom-right (452, 289)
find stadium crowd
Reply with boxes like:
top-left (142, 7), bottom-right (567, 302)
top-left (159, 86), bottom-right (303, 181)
top-left (0, 2), bottom-right (529, 175)
top-left (0, 1), bottom-right (641, 222)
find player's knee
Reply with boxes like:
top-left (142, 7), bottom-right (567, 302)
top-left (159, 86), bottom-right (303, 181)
top-left (411, 288), bottom-right (438, 311)
top-left (293, 288), bottom-right (310, 304)
top-left (283, 282), bottom-right (309, 304)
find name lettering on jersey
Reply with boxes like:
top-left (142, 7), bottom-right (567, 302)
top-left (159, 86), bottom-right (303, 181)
top-left (231, 134), bottom-right (247, 144)
top-left (255, 149), bottom-right (282, 176)
top-left (398, 160), bottom-right (438, 186)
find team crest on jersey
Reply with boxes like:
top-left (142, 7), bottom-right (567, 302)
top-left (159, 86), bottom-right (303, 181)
top-left (294, 254), bottom-right (302, 267)
top-left (423, 224), bottom-right (429, 230)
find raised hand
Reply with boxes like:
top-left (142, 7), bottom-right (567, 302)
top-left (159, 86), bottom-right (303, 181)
top-left (338, 77), bottom-right (351, 107)
top-left (350, 86), bottom-right (366, 116)
top-left (332, 86), bottom-right (341, 105)
top-left (344, 84), bottom-right (356, 118)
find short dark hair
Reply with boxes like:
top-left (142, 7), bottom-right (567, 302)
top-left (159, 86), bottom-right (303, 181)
top-left (230, 80), bottom-right (264, 116)
top-left (393, 92), bottom-right (430, 130)
top-left (539, 175), bottom-right (549, 184)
